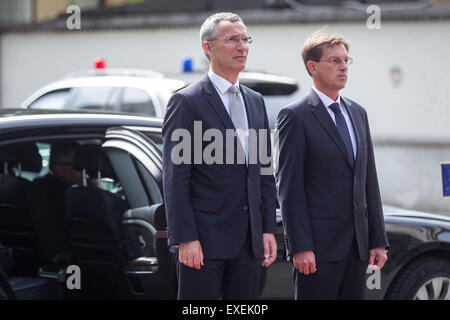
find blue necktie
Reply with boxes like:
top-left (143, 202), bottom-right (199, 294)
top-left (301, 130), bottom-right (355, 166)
top-left (329, 102), bottom-right (354, 168)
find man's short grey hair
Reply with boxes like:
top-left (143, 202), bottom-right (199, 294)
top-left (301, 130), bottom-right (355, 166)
top-left (200, 12), bottom-right (244, 43)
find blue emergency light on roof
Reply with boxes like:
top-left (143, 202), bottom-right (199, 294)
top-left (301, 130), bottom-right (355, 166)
top-left (94, 57), bottom-right (106, 69)
top-left (183, 57), bottom-right (193, 73)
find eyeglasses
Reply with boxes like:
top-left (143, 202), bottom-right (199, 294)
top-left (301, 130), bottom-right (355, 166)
top-left (210, 35), bottom-right (253, 45)
top-left (316, 57), bottom-right (353, 66)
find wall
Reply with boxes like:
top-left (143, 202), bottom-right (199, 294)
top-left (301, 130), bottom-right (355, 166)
top-left (35, 0), bottom-right (68, 22)
top-left (0, 0), bottom-right (34, 24)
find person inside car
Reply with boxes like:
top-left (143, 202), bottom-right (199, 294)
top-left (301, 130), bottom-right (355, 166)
top-left (34, 141), bottom-right (97, 254)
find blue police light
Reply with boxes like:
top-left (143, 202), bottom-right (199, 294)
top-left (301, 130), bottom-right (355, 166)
top-left (183, 57), bottom-right (193, 73)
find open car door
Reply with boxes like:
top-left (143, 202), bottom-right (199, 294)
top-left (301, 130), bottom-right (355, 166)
top-left (103, 126), bottom-right (176, 299)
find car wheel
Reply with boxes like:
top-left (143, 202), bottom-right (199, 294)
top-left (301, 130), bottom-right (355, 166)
top-left (386, 256), bottom-right (450, 300)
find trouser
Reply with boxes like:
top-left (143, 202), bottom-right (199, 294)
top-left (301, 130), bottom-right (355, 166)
top-left (176, 232), bottom-right (261, 300)
top-left (294, 236), bottom-right (368, 300)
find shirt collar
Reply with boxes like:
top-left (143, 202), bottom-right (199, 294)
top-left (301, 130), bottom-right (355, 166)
top-left (208, 68), bottom-right (240, 94)
top-left (312, 85), bottom-right (342, 109)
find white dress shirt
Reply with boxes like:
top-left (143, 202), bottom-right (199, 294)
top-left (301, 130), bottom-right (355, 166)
top-left (208, 69), bottom-right (249, 163)
top-left (208, 69), bottom-right (248, 118)
top-left (312, 86), bottom-right (357, 159)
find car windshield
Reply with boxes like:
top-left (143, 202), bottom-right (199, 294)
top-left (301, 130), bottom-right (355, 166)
top-left (70, 86), bottom-right (115, 110)
top-left (28, 89), bottom-right (71, 109)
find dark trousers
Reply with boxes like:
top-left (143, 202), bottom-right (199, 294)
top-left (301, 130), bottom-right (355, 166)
top-left (294, 236), bottom-right (368, 300)
top-left (176, 233), bottom-right (261, 300)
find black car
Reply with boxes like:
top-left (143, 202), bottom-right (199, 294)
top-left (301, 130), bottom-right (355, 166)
top-left (0, 109), bottom-right (449, 300)
top-left (259, 206), bottom-right (450, 300)
top-left (0, 109), bottom-right (173, 300)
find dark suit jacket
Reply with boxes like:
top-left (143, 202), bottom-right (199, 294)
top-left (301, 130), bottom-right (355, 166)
top-left (162, 75), bottom-right (277, 260)
top-left (275, 89), bottom-right (389, 262)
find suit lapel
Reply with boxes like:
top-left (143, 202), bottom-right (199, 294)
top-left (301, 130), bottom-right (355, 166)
top-left (202, 75), bottom-right (235, 130)
top-left (309, 90), bottom-right (352, 168)
top-left (341, 97), bottom-right (362, 170)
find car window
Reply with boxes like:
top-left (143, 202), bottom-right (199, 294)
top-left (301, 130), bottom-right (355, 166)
top-left (70, 86), bottom-right (114, 110)
top-left (36, 142), bottom-right (50, 177)
top-left (134, 159), bottom-right (163, 205)
top-left (6, 142), bottom-right (48, 181)
top-left (243, 82), bottom-right (298, 96)
top-left (142, 132), bottom-right (162, 151)
top-left (106, 147), bottom-right (149, 208)
top-left (28, 89), bottom-right (71, 109)
top-left (120, 87), bottom-right (156, 116)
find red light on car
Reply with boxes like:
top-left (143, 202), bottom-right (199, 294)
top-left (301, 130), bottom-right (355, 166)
top-left (94, 57), bottom-right (106, 69)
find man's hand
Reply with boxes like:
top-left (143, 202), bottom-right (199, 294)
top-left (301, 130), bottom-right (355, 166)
top-left (369, 247), bottom-right (388, 270)
top-left (179, 240), bottom-right (204, 270)
top-left (293, 250), bottom-right (316, 275)
top-left (262, 233), bottom-right (277, 267)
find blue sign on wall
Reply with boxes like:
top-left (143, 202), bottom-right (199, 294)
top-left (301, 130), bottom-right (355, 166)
top-left (442, 162), bottom-right (450, 197)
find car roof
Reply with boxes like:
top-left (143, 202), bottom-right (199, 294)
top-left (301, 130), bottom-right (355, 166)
top-left (172, 70), bottom-right (298, 85)
top-left (40, 75), bottom-right (185, 89)
top-left (172, 70), bottom-right (300, 97)
top-left (383, 205), bottom-right (450, 224)
top-left (63, 68), bottom-right (166, 79)
top-left (20, 75), bottom-right (186, 108)
top-left (28, 76), bottom-right (185, 92)
top-left (0, 108), bottom-right (162, 138)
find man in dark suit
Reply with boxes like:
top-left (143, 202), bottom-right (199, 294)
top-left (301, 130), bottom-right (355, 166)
top-left (275, 31), bottom-right (389, 299)
top-left (162, 12), bottom-right (277, 300)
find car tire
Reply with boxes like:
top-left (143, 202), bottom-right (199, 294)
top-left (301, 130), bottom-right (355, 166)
top-left (386, 256), bottom-right (450, 300)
